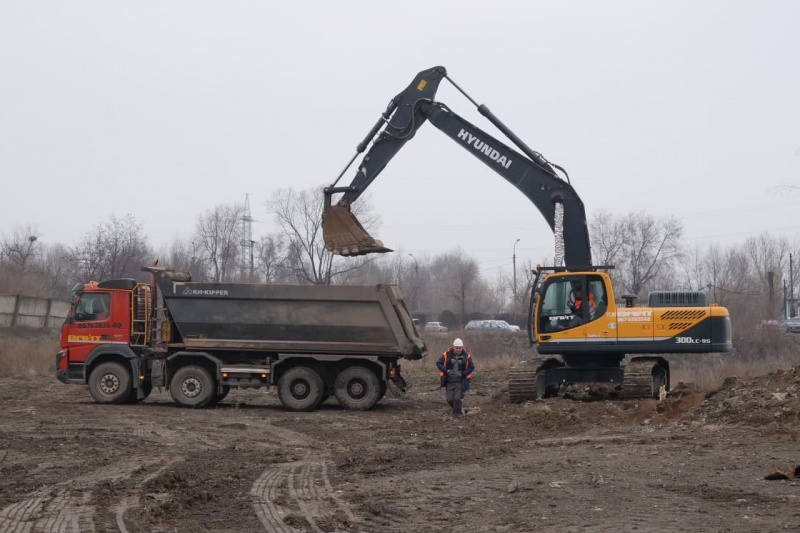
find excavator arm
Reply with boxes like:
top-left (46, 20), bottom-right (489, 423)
top-left (322, 66), bottom-right (592, 267)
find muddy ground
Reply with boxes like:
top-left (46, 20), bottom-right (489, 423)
top-left (1, 368), bottom-right (800, 533)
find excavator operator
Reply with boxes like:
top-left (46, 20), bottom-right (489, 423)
top-left (568, 282), bottom-right (595, 316)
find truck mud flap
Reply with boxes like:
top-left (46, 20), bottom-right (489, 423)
top-left (322, 204), bottom-right (392, 256)
top-left (388, 373), bottom-right (409, 397)
top-left (151, 359), bottom-right (166, 388)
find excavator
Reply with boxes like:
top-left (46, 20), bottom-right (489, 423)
top-left (322, 66), bottom-right (733, 401)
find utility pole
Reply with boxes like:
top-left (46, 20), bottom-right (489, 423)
top-left (408, 253), bottom-right (419, 314)
top-left (768, 271), bottom-right (775, 318)
top-left (512, 238), bottom-right (520, 324)
top-left (241, 194), bottom-right (254, 279)
top-left (791, 253), bottom-right (795, 318)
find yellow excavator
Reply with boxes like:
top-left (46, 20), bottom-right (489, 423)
top-left (322, 66), bottom-right (732, 401)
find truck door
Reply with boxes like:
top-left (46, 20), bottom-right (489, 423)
top-left (64, 292), bottom-right (112, 364)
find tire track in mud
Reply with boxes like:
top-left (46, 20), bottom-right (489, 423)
top-left (251, 464), bottom-right (295, 533)
top-left (251, 456), bottom-right (369, 533)
top-left (114, 461), bottom-right (176, 533)
top-left (0, 489), bottom-right (94, 533)
top-left (0, 455), bottom-right (178, 533)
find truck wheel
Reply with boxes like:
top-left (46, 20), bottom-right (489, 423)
top-left (88, 362), bottom-right (132, 404)
top-left (170, 366), bottom-right (215, 408)
top-left (278, 367), bottom-right (324, 411)
top-left (335, 366), bottom-right (380, 410)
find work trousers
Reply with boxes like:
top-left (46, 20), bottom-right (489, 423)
top-left (445, 380), bottom-right (465, 417)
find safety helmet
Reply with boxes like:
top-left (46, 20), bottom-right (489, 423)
top-left (453, 338), bottom-right (464, 347)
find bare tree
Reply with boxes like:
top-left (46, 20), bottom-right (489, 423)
top-left (743, 233), bottom-right (789, 318)
top-left (676, 244), bottom-right (707, 291)
top-left (194, 203), bottom-right (244, 282)
top-left (40, 243), bottom-right (75, 299)
top-left (1, 224), bottom-right (41, 269)
top-left (616, 212), bottom-right (683, 296)
top-left (425, 250), bottom-right (481, 326)
top-left (71, 214), bottom-right (151, 282)
top-left (268, 187), bottom-right (379, 285)
top-left (590, 210), bottom-right (629, 268)
top-left (254, 234), bottom-right (287, 283)
top-left (155, 238), bottom-right (208, 281)
top-left (452, 256), bottom-right (480, 325)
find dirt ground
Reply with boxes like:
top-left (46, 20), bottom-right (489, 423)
top-left (2, 367), bottom-right (800, 533)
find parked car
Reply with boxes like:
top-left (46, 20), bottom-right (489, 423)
top-left (412, 318), bottom-right (421, 329)
top-left (424, 321), bottom-right (448, 332)
top-left (781, 318), bottom-right (800, 334)
top-left (464, 320), bottom-right (513, 332)
top-left (493, 320), bottom-right (522, 332)
top-left (761, 318), bottom-right (800, 334)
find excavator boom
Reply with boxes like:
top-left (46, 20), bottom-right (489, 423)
top-left (322, 66), bottom-right (592, 266)
top-left (321, 66), bottom-right (447, 257)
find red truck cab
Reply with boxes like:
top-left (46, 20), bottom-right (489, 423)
top-left (56, 279), bottom-right (149, 400)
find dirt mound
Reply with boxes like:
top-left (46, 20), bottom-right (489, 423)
top-left (684, 366), bottom-right (800, 428)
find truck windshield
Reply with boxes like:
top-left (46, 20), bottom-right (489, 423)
top-left (74, 293), bottom-right (110, 322)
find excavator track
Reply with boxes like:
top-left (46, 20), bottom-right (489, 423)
top-left (508, 356), bottom-right (563, 403)
top-left (623, 358), bottom-right (668, 400)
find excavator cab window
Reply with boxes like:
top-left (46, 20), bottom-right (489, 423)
top-left (538, 275), bottom-right (607, 333)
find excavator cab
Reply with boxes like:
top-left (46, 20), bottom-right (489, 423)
top-left (529, 268), bottom-right (613, 350)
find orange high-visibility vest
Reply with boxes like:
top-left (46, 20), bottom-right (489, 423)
top-left (439, 351), bottom-right (473, 380)
top-left (573, 292), bottom-right (596, 313)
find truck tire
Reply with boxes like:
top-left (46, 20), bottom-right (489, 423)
top-left (278, 366), bottom-right (324, 411)
top-left (88, 362), bottom-right (132, 404)
top-left (334, 366), bottom-right (380, 410)
top-left (170, 366), bottom-right (215, 408)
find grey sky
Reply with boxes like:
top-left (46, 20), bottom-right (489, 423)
top-left (1, 1), bottom-right (798, 276)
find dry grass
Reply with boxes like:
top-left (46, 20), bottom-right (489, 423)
top-left (0, 327), bottom-right (60, 378)
top-left (670, 331), bottom-right (800, 389)
top-left (403, 330), bottom-right (531, 377)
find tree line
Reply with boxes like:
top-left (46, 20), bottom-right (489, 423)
top-left (1, 186), bottom-right (798, 334)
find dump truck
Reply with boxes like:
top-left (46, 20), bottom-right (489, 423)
top-left (55, 266), bottom-right (425, 411)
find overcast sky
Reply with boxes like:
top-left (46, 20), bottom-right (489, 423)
top-left (1, 1), bottom-right (798, 276)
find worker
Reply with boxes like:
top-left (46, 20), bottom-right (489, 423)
top-left (436, 338), bottom-right (474, 420)
top-left (568, 282), bottom-right (596, 317)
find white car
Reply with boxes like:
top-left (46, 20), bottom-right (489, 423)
top-left (424, 321), bottom-right (448, 332)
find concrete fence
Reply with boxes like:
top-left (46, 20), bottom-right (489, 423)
top-left (0, 295), bottom-right (71, 329)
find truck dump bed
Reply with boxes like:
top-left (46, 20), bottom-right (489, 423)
top-left (147, 268), bottom-right (426, 359)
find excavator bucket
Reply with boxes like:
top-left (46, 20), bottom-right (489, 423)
top-left (322, 204), bottom-right (393, 256)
